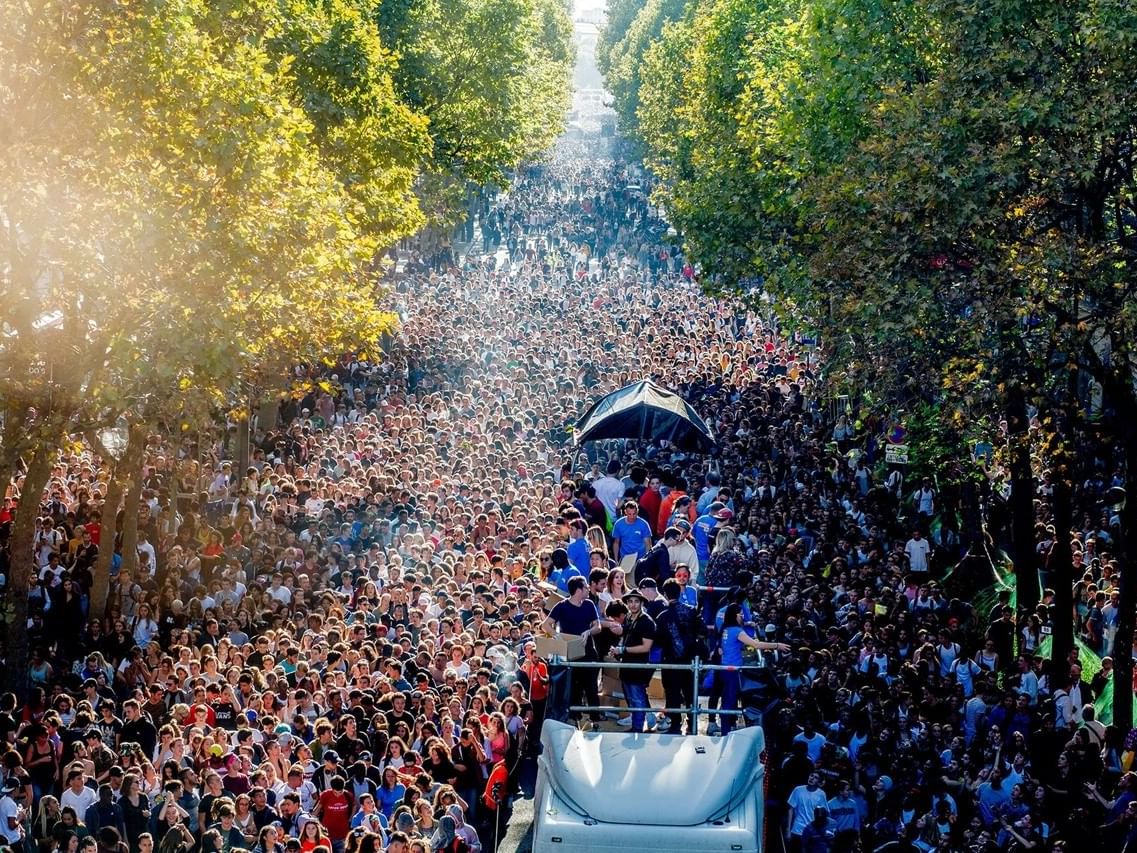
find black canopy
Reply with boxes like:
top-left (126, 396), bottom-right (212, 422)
top-left (572, 380), bottom-right (716, 453)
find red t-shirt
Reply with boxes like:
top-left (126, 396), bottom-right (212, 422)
top-left (522, 660), bottom-right (550, 702)
top-left (317, 790), bottom-right (352, 840)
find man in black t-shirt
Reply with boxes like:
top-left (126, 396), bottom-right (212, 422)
top-left (120, 700), bottom-right (157, 758)
top-left (609, 591), bottom-right (656, 733)
top-left (541, 577), bottom-right (602, 726)
top-left (383, 692), bottom-right (416, 732)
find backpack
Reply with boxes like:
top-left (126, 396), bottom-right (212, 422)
top-left (661, 602), bottom-right (701, 662)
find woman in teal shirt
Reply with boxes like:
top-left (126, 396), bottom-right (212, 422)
top-left (718, 603), bottom-right (790, 735)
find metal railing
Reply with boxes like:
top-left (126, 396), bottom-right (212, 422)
top-left (550, 657), bottom-right (757, 721)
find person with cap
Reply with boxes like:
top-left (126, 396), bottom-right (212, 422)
top-left (604, 589), bottom-right (656, 733)
top-left (691, 501), bottom-right (725, 579)
top-left (0, 777), bottom-right (25, 846)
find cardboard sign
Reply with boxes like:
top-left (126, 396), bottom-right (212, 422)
top-left (885, 444), bottom-right (909, 465)
top-left (536, 632), bottom-right (588, 661)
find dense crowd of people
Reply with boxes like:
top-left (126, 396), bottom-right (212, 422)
top-left (0, 138), bottom-right (1134, 853)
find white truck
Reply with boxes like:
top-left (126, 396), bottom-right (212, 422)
top-left (533, 721), bottom-right (765, 853)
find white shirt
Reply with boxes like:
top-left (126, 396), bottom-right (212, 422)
top-left (905, 537), bottom-right (931, 572)
top-left (915, 488), bottom-right (936, 514)
top-left (61, 785), bottom-right (98, 816)
top-left (0, 795), bottom-right (21, 843)
top-left (592, 475), bottom-right (626, 519)
top-left (137, 540), bottom-right (157, 571)
top-left (667, 540), bottom-right (698, 571)
top-left (269, 585), bottom-right (292, 604)
top-left (787, 785), bottom-right (828, 836)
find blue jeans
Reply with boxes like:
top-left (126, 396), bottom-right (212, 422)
top-left (622, 681), bottom-right (649, 732)
top-left (718, 670), bottom-right (741, 736)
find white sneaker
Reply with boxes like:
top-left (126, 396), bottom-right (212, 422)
top-left (616, 716), bottom-right (632, 727)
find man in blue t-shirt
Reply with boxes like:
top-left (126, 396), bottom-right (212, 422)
top-left (693, 502), bottom-right (727, 569)
top-left (612, 501), bottom-right (652, 561)
top-left (566, 519), bottom-right (591, 576)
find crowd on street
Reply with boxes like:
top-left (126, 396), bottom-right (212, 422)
top-left (0, 138), bottom-right (1135, 853)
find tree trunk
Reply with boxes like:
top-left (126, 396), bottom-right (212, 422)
top-left (0, 405), bottom-right (29, 507)
top-left (1007, 385), bottom-right (1038, 615)
top-left (235, 408), bottom-right (251, 485)
top-left (89, 425), bottom-right (146, 619)
top-left (1111, 404), bottom-right (1137, 730)
top-left (3, 447), bottom-right (54, 698)
top-left (1048, 477), bottom-right (1075, 668)
top-left (117, 427), bottom-right (148, 581)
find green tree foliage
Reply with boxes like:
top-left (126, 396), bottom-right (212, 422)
top-left (596, 0), bottom-right (646, 76)
top-left (601, 0), bottom-right (686, 144)
top-left (376, 0), bottom-right (574, 219)
top-left (1, 0), bottom-right (406, 632)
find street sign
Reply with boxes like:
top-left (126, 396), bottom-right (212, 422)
top-left (885, 444), bottom-right (909, 465)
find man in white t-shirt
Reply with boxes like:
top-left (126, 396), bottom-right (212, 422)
top-left (792, 723), bottom-right (828, 763)
top-left (592, 460), bottom-right (626, 521)
top-left (786, 772), bottom-right (829, 842)
top-left (60, 769), bottom-right (98, 816)
top-left (905, 530), bottom-right (931, 573)
top-left (913, 478), bottom-right (936, 518)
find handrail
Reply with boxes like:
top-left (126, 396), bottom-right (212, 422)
top-left (568, 705), bottom-right (745, 716)
top-left (548, 655), bottom-right (769, 727)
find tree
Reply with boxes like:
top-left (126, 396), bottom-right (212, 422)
top-left (596, 0), bottom-right (645, 77)
top-left (0, 0), bottom-right (410, 691)
top-left (623, 0), bottom-right (1137, 721)
top-left (601, 0), bottom-right (687, 145)
top-left (375, 0), bottom-right (574, 220)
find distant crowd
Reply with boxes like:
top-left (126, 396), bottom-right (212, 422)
top-left (1, 139), bottom-right (1134, 853)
